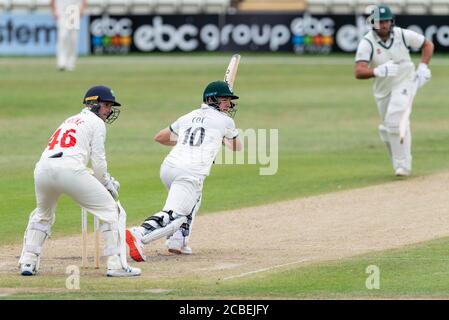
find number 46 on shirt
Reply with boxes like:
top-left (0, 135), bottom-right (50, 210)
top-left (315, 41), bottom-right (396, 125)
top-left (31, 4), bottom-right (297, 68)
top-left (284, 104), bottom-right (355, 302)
top-left (48, 128), bottom-right (77, 150)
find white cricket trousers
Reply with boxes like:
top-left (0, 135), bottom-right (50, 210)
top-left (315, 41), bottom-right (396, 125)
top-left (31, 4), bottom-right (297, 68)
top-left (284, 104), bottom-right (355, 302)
top-left (56, 22), bottom-right (78, 70)
top-left (160, 162), bottom-right (204, 217)
top-left (376, 81), bottom-right (415, 171)
top-left (28, 159), bottom-right (118, 232)
top-left (19, 159), bottom-right (129, 270)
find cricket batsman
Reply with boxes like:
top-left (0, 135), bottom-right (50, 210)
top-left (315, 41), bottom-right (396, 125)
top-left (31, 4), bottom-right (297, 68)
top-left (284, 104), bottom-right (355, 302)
top-left (18, 86), bottom-right (141, 277)
top-left (126, 81), bottom-right (242, 261)
top-left (354, 4), bottom-right (434, 176)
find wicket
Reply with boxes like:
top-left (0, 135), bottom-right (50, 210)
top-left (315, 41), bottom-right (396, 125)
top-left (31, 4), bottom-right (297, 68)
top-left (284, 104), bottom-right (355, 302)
top-left (81, 207), bottom-right (101, 269)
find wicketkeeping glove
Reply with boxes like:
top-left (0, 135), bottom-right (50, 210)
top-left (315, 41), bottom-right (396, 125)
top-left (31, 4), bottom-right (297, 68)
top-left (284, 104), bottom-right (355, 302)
top-left (416, 63), bottom-right (431, 88)
top-left (373, 60), bottom-right (399, 77)
top-left (104, 174), bottom-right (120, 200)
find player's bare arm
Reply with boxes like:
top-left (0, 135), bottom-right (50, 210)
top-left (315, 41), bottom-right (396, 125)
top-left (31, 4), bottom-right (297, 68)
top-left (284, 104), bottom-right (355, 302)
top-left (355, 60), bottom-right (399, 80)
top-left (354, 61), bottom-right (375, 79)
top-left (415, 39), bottom-right (434, 89)
top-left (420, 39), bottom-right (434, 65)
top-left (154, 127), bottom-right (177, 146)
top-left (223, 137), bottom-right (242, 151)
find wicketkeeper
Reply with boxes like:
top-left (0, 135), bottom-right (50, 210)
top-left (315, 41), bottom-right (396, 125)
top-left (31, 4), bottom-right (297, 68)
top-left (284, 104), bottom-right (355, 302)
top-left (18, 85), bottom-right (141, 277)
top-left (126, 81), bottom-right (242, 261)
top-left (354, 4), bottom-right (434, 176)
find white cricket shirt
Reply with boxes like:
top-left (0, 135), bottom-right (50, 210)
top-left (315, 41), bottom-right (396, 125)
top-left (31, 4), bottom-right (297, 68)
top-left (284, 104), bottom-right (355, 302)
top-left (164, 104), bottom-right (239, 176)
top-left (355, 26), bottom-right (425, 98)
top-left (40, 108), bottom-right (109, 185)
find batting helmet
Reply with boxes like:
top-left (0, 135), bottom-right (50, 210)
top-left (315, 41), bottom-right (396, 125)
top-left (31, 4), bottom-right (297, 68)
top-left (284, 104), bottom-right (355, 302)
top-left (202, 81), bottom-right (239, 118)
top-left (203, 81), bottom-right (239, 103)
top-left (83, 85), bottom-right (121, 124)
top-left (369, 4), bottom-right (395, 31)
top-left (373, 4), bottom-right (394, 21)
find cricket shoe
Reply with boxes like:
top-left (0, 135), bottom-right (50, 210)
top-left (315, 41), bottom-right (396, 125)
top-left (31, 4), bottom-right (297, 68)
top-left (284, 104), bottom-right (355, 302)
top-left (166, 238), bottom-right (193, 255)
top-left (107, 265), bottom-right (141, 277)
top-left (395, 167), bottom-right (410, 177)
top-left (168, 246), bottom-right (193, 255)
top-left (126, 227), bottom-right (146, 262)
top-left (20, 263), bottom-right (37, 276)
top-left (106, 255), bottom-right (141, 277)
top-left (19, 252), bottom-right (39, 276)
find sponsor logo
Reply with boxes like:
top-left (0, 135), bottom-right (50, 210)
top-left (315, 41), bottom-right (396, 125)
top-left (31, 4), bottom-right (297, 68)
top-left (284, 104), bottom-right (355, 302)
top-left (133, 16), bottom-right (290, 52)
top-left (88, 14), bottom-right (449, 54)
top-left (336, 16), bottom-right (370, 52)
top-left (337, 15), bottom-right (449, 52)
top-left (291, 14), bottom-right (335, 54)
top-left (0, 18), bottom-right (56, 45)
top-left (407, 24), bottom-right (449, 48)
top-left (90, 16), bottom-right (132, 54)
top-left (1, 14), bottom-right (89, 55)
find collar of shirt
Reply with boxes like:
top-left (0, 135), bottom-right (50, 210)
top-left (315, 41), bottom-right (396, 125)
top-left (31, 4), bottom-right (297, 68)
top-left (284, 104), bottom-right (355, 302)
top-left (372, 28), bottom-right (395, 46)
top-left (80, 107), bottom-right (92, 116)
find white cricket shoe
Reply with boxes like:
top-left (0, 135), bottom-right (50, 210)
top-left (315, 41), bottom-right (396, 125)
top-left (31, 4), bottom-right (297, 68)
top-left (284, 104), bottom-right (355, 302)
top-left (20, 263), bottom-right (37, 276)
top-left (19, 252), bottom-right (38, 276)
top-left (126, 227), bottom-right (146, 262)
top-left (166, 233), bottom-right (193, 255)
top-left (107, 265), bottom-right (141, 277)
top-left (395, 168), bottom-right (410, 177)
top-left (168, 246), bottom-right (193, 255)
top-left (106, 255), bottom-right (141, 277)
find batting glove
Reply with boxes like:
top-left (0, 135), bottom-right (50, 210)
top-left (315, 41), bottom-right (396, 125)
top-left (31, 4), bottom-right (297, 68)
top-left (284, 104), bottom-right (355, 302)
top-left (416, 63), bottom-right (431, 88)
top-left (104, 174), bottom-right (120, 200)
top-left (373, 60), bottom-right (399, 77)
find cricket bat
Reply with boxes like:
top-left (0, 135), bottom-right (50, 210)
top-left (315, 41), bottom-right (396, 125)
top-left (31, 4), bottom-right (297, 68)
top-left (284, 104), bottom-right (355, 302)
top-left (399, 77), bottom-right (419, 144)
top-left (224, 54), bottom-right (241, 89)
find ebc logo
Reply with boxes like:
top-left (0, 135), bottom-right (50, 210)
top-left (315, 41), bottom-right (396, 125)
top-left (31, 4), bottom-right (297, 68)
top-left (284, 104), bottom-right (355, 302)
top-left (290, 14), bottom-right (335, 54)
top-left (90, 16), bottom-right (132, 54)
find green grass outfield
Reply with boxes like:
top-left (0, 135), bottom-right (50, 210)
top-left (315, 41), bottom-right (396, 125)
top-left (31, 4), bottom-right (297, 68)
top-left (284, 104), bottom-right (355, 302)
top-left (1, 54), bottom-right (449, 299)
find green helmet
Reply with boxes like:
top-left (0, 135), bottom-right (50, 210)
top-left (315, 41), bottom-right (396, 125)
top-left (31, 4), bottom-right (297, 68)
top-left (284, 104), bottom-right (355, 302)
top-left (370, 4), bottom-right (395, 31)
top-left (202, 81), bottom-right (239, 117)
top-left (378, 4), bottom-right (394, 21)
top-left (371, 4), bottom-right (394, 21)
top-left (203, 81), bottom-right (239, 103)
